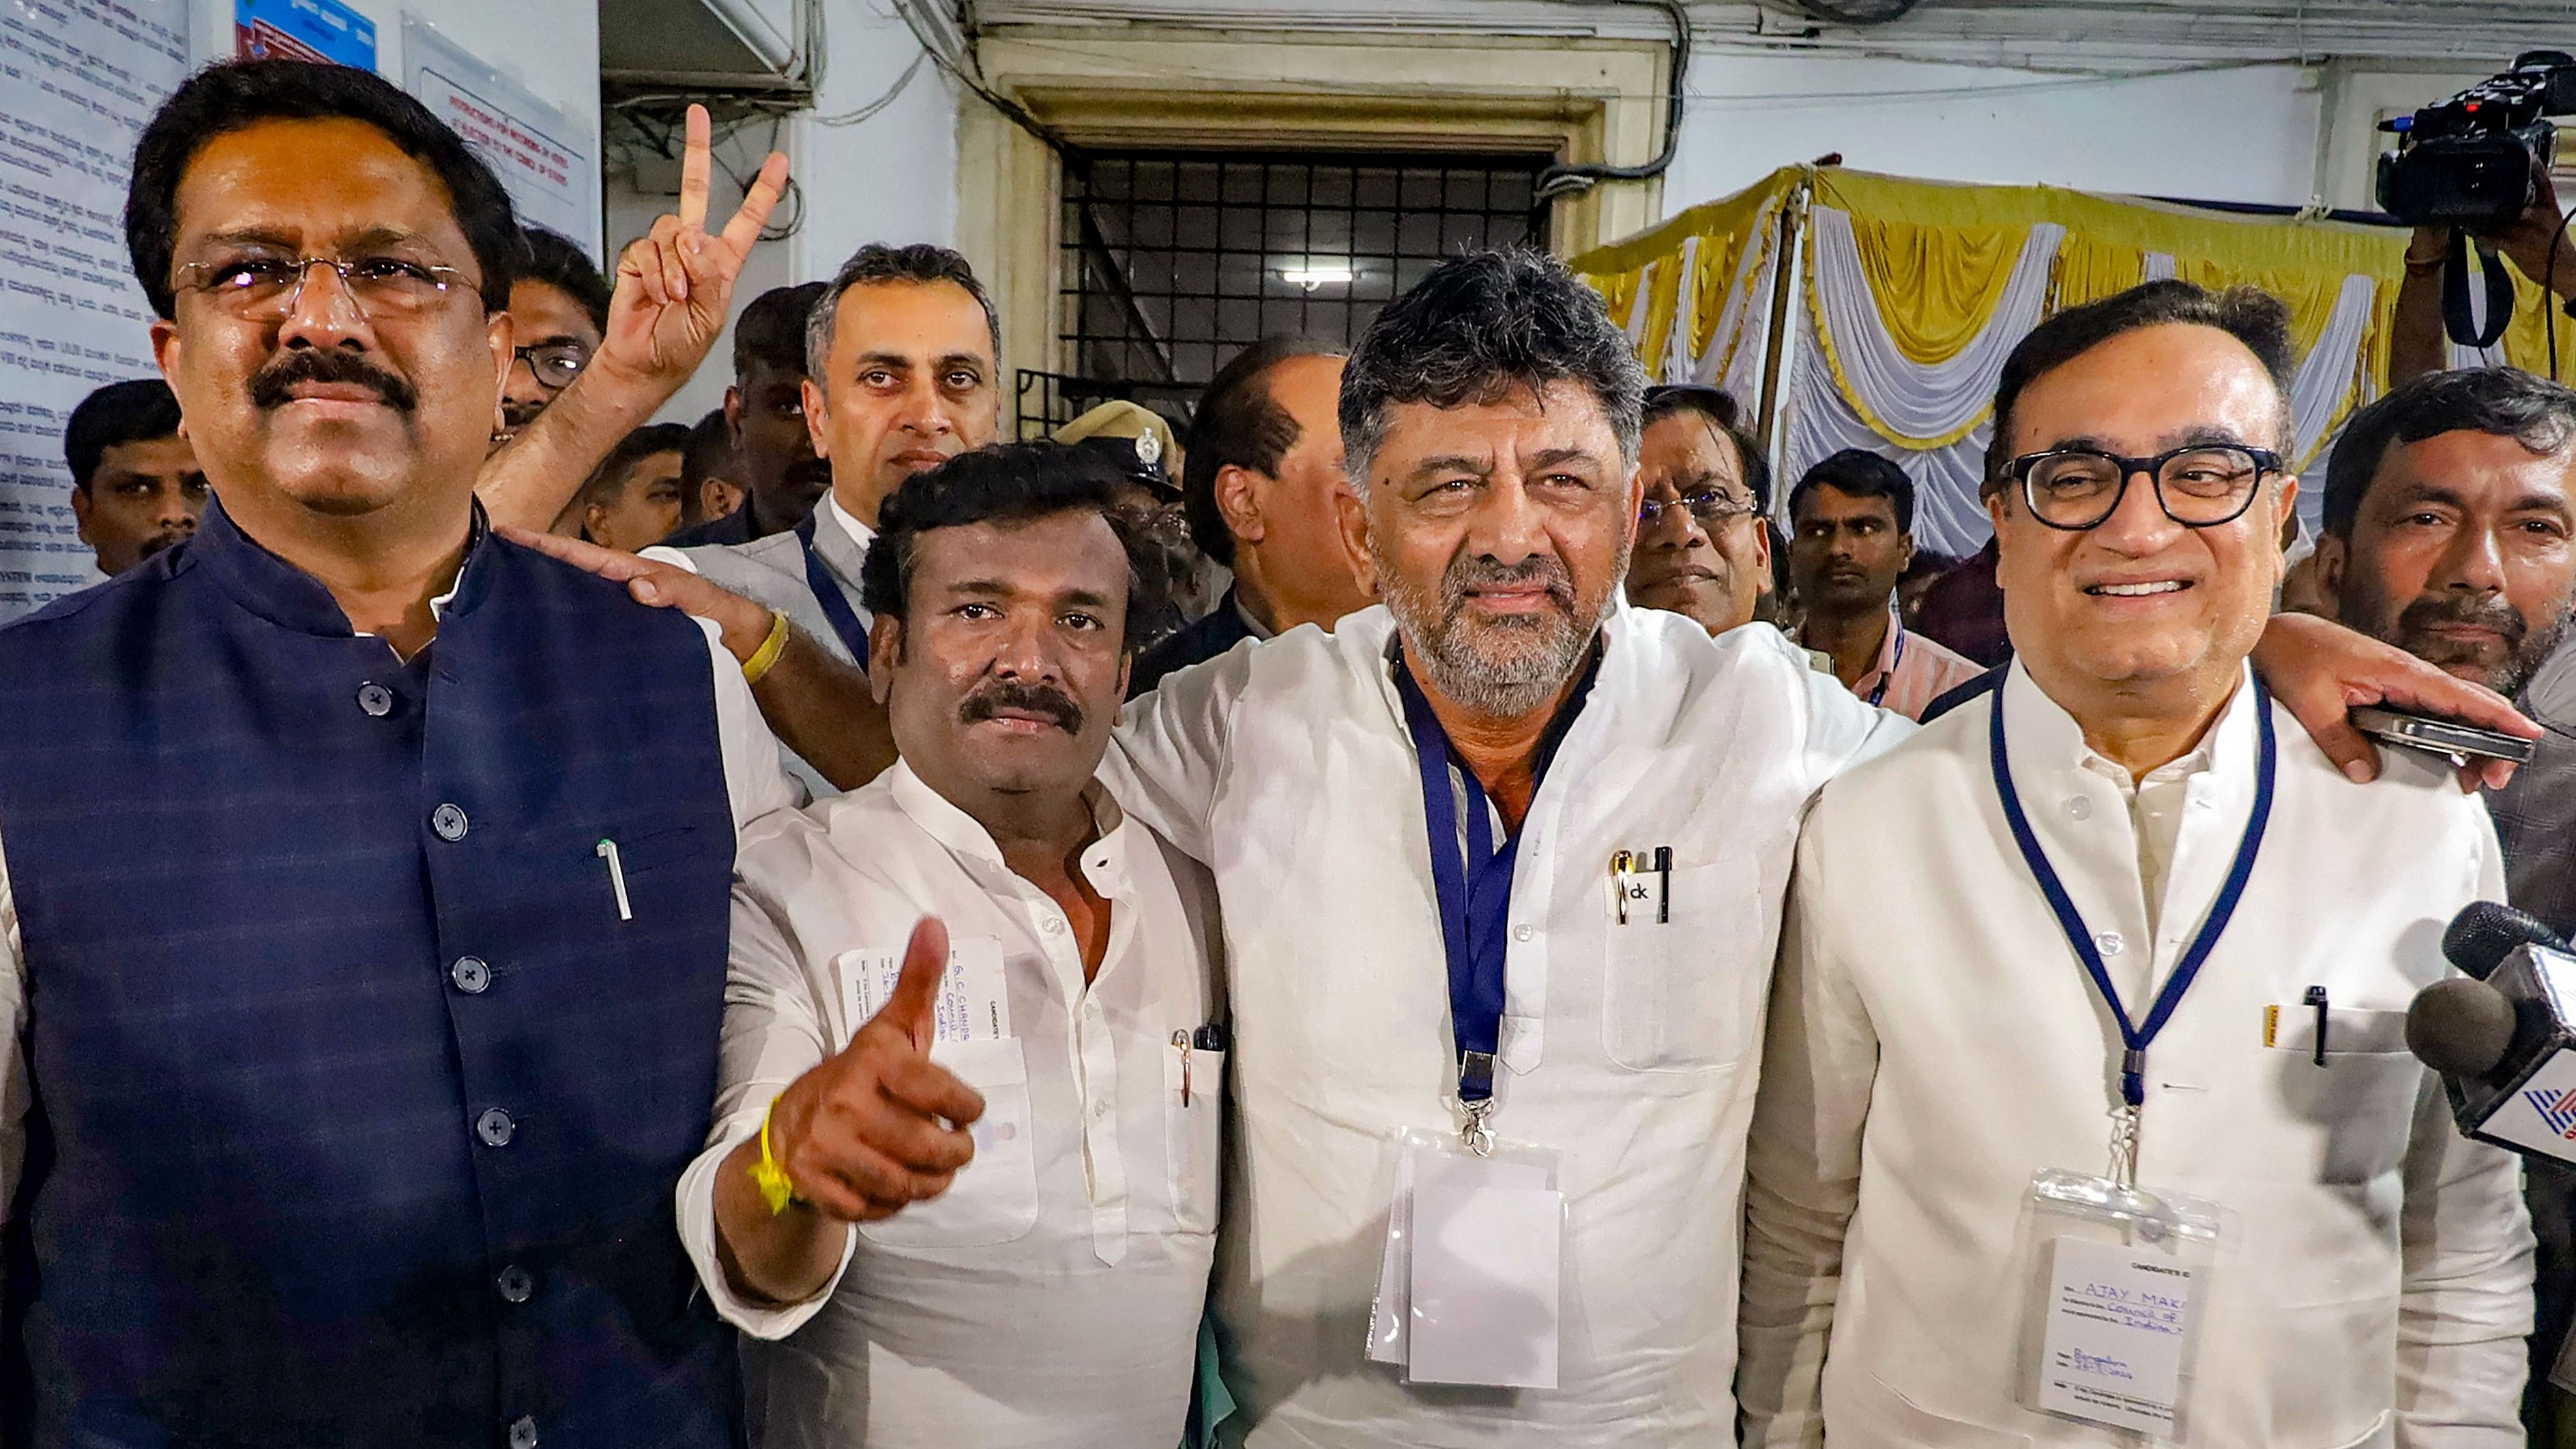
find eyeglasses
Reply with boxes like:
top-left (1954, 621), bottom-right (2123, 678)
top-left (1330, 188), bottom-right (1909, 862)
top-left (2000, 444), bottom-right (2282, 531)
top-left (1639, 490), bottom-right (1758, 531)
top-left (514, 341), bottom-right (591, 392)
top-left (174, 254), bottom-right (478, 321)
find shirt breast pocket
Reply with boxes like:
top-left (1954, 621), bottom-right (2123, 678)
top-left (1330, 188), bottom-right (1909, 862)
top-left (859, 1037), bottom-right (1041, 1249)
top-left (2262, 1007), bottom-right (2428, 1186)
top-left (1162, 1038), bottom-right (1223, 1235)
top-left (1602, 858), bottom-right (1764, 1072)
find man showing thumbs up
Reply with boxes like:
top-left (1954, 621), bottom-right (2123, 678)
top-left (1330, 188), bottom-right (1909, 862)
top-left (677, 441), bottom-right (1226, 1446)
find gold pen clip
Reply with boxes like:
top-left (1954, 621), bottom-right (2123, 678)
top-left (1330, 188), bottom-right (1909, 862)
top-left (1173, 1028), bottom-right (1193, 1107)
top-left (1611, 849), bottom-right (1635, 925)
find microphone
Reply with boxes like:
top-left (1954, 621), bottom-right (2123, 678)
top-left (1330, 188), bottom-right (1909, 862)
top-left (2406, 903), bottom-right (2576, 1162)
top-left (2442, 901), bottom-right (2566, 980)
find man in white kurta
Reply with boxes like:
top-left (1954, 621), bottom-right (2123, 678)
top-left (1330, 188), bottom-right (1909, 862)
top-left (1115, 596), bottom-right (1893, 1444)
top-left (675, 445), bottom-right (1225, 1446)
top-left (1740, 280), bottom-right (2534, 1448)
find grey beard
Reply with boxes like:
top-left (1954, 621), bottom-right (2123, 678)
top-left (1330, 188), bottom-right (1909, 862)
top-left (1405, 613), bottom-right (1593, 717)
top-left (1374, 538), bottom-right (1622, 719)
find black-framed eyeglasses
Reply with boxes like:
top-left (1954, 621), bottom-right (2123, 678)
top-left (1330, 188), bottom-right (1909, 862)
top-left (2000, 444), bottom-right (2282, 531)
top-left (175, 254), bottom-right (477, 321)
top-left (514, 341), bottom-right (591, 392)
top-left (1639, 489), bottom-right (1758, 531)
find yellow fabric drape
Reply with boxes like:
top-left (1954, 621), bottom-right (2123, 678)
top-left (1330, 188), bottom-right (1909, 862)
top-left (1849, 215), bottom-right (2029, 366)
top-left (1575, 166), bottom-right (2416, 462)
top-left (2049, 234), bottom-right (2149, 312)
top-left (1573, 169), bottom-right (1797, 383)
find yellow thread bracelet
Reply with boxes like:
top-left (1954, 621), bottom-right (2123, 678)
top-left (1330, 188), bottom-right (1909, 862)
top-left (751, 1096), bottom-right (798, 1216)
top-left (741, 609), bottom-right (791, 686)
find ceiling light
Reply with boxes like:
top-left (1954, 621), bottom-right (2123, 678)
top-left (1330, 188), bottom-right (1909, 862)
top-left (1280, 263), bottom-right (1354, 292)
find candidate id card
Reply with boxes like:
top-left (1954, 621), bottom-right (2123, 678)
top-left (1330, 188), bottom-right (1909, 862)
top-left (834, 936), bottom-right (1010, 1044)
top-left (2014, 1168), bottom-right (2225, 1443)
top-left (1365, 1128), bottom-right (1565, 1389)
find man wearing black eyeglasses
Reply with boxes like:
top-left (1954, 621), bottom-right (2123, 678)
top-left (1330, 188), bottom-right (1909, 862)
top-left (1627, 383), bottom-right (1779, 636)
top-left (1742, 280), bottom-right (2536, 1448)
top-left (493, 224), bottom-right (608, 449)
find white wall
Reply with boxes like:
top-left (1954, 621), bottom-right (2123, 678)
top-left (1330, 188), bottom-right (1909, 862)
top-left (601, 0), bottom-right (958, 425)
top-left (192, 0), bottom-right (601, 249)
top-left (1667, 53), bottom-right (2328, 211)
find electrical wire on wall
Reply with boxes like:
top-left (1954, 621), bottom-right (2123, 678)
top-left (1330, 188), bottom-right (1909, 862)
top-left (1532, 0), bottom-right (1691, 204)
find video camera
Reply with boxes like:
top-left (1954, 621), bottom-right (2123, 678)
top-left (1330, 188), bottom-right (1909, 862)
top-left (2380, 50), bottom-right (2576, 230)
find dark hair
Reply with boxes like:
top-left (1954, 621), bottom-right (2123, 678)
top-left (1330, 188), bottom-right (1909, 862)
top-left (1182, 337), bottom-right (1342, 566)
top-left (680, 407), bottom-right (735, 491)
top-left (580, 422), bottom-right (690, 510)
top-left (860, 440), bottom-right (1149, 649)
top-left (517, 225), bottom-right (609, 334)
top-left (2324, 367), bottom-right (2576, 538)
top-left (1341, 248), bottom-right (1648, 483)
top-left (1643, 382), bottom-right (1772, 512)
top-left (735, 282), bottom-right (828, 382)
top-left (1984, 279), bottom-right (2295, 488)
top-left (63, 377), bottom-right (183, 492)
top-left (1792, 448), bottom-right (1916, 535)
top-left (806, 244), bottom-right (999, 381)
top-left (128, 59), bottom-right (520, 320)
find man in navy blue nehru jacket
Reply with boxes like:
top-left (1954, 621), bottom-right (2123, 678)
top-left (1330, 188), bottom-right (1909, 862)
top-left (0, 61), bottom-right (795, 1449)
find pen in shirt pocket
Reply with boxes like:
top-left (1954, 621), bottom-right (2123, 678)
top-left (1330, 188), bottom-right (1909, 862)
top-left (1610, 847), bottom-right (1673, 925)
top-left (1173, 1022), bottom-right (1229, 1106)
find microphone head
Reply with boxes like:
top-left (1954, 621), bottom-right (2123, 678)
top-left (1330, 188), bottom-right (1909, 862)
top-left (2443, 901), bottom-right (2569, 980)
top-left (2407, 976), bottom-right (2519, 1079)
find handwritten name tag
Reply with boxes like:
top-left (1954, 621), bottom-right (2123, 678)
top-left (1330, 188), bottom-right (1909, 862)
top-left (2036, 1235), bottom-right (2199, 1435)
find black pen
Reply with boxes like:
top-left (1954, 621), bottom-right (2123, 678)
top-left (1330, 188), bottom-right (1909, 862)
top-left (2306, 984), bottom-right (2330, 1066)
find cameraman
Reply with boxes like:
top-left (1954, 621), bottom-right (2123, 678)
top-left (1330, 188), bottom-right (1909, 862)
top-left (2392, 160), bottom-right (2576, 385)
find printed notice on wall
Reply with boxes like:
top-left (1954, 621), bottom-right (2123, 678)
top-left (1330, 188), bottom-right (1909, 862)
top-left (234, 0), bottom-right (374, 69)
top-left (405, 15), bottom-right (599, 258)
top-left (0, 0), bottom-right (190, 620)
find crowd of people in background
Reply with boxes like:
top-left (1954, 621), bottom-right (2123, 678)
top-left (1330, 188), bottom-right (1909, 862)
top-left (15, 50), bottom-right (2576, 1449)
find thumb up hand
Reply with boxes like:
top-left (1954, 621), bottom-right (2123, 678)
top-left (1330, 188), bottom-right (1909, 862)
top-left (768, 916), bottom-right (985, 1223)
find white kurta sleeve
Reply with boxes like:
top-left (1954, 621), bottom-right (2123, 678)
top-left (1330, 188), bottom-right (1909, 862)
top-left (2394, 826), bottom-right (2536, 1448)
top-left (675, 814), bottom-right (857, 1340)
top-left (695, 615), bottom-right (800, 831)
top-left (1738, 813), bottom-right (1884, 1449)
top-left (1102, 639), bottom-right (1253, 866)
top-left (0, 829), bottom-right (25, 1312)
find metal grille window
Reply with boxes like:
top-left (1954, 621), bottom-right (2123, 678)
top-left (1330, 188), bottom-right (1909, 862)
top-left (1027, 151), bottom-right (1549, 438)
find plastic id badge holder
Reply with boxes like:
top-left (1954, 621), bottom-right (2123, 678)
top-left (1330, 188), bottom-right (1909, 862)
top-left (1365, 1128), bottom-right (1566, 1389)
top-left (2012, 1167), bottom-right (2227, 1444)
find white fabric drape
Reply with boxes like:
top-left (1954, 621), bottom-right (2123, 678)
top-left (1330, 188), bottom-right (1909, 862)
top-left (2288, 272), bottom-right (2377, 465)
top-left (1804, 205), bottom-right (2066, 445)
top-left (1784, 211), bottom-right (2377, 554)
top-left (1783, 344), bottom-right (1997, 555)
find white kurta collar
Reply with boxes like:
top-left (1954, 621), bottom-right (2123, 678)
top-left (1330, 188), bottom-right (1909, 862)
top-left (826, 493), bottom-right (877, 553)
top-left (1998, 656), bottom-right (2259, 789)
top-left (886, 757), bottom-right (1130, 895)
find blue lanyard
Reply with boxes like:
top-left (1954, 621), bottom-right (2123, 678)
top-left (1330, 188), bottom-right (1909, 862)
top-left (793, 510), bottom-right (870, 669)
top-left (1987, 675), bottom-right (2276, 1108)
top-left (1867, 626), bottom-right (1908, 709)
top-left (1392, 649), bottom-right (1598, 1112)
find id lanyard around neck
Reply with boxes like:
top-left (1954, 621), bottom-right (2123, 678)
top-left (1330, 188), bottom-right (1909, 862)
top-left (1393, 648), bottom-right (1598, 1154)
top-left (793, 510), bottom-right (870, 668)
top-left (1867, 627), bottom-right (1909, 709)
top-left (1987, 675), bottom-right (2276, 1186)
